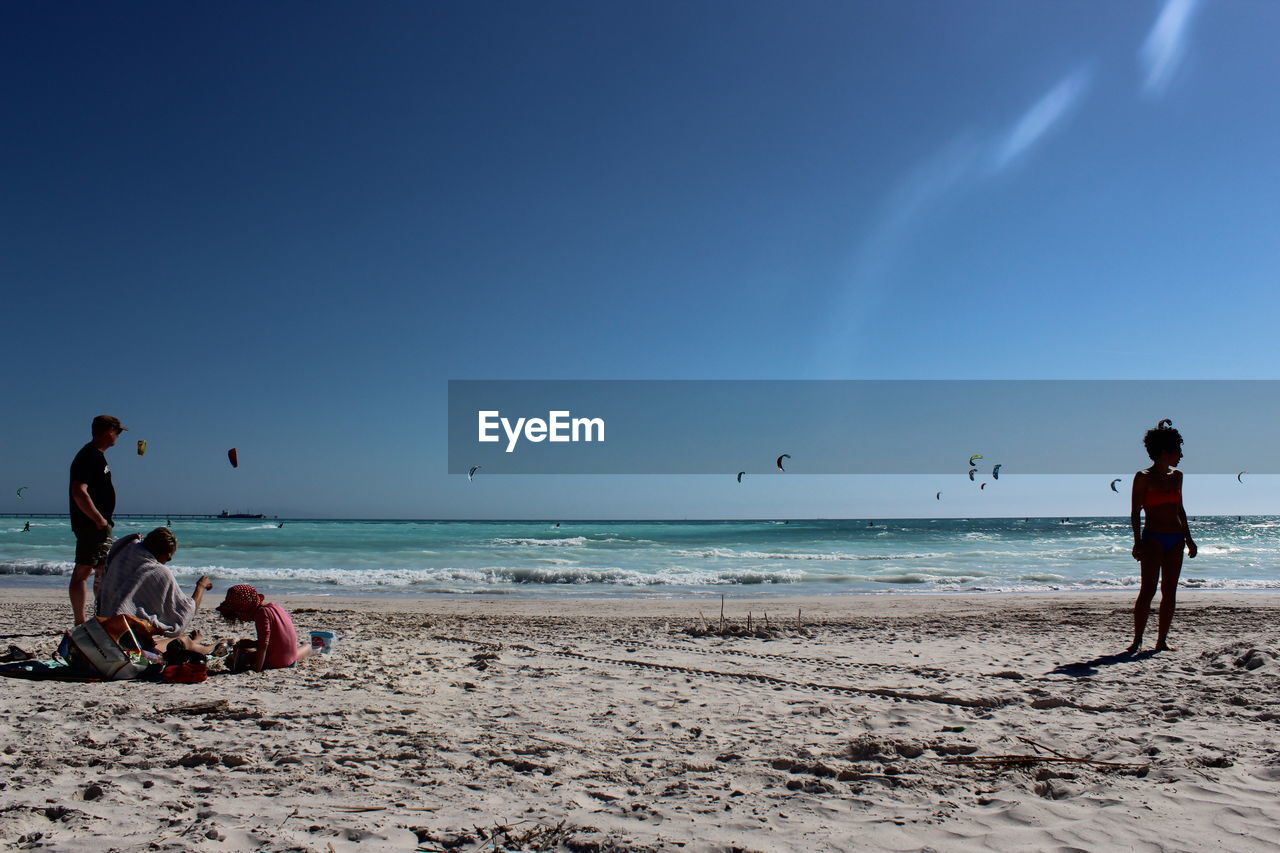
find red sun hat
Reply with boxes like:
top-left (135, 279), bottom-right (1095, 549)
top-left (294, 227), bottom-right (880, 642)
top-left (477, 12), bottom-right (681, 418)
top-left (217, 584), bottom-right (264, 619)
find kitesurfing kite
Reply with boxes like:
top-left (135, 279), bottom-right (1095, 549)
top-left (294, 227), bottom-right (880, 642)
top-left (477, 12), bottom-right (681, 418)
top-left (980, 482), bottom-right (987, 490)
top-left (1157, 418), bottom-right (1173, 429)
top-left (136, 439), bottom-right (147, 457)
top-left (968, 468), bottom-right (977, 481)
top-left (992, 464), bottom-right (1002, 480)
top-left (776, 454), bottom-right (790, 471)
top-left (227, 448), bottom-right (239, 469)
top-left (1238, 471), bottom-right (1247, 483)
top-left (968, 454), bottom-right (983, 467)
top-left (1110, 478), bottom-right (1122, 492)
top-left (468, 466), bottom-right (480, 482)
top-left (16, 486), bottom-right (27, 499)
top-left (737, 471), bottom-right (745, 483)
top-left (935, 491), bottom-right (941, 500)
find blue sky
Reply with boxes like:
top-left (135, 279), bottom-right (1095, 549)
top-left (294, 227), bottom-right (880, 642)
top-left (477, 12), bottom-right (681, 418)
top-left (3, 0), bottom-right (1278, 519)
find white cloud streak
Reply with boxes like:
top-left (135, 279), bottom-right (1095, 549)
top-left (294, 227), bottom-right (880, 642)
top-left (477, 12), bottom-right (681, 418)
top-left (1140, 0), bottom-right (1200, 96)
top-left (819, 68), bottom-right (1097, 372)
top-left (991, 67), bottom-right (1094, 173)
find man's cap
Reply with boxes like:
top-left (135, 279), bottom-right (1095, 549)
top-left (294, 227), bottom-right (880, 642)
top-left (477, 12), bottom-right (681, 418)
top-left (91, 414), bottom-right (127, 434)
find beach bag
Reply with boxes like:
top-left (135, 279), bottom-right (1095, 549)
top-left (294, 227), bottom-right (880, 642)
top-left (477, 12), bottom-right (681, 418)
top-left (162, 662), bottom-right (208, 684)
top-left (67, 614), bottom-right (155, 680)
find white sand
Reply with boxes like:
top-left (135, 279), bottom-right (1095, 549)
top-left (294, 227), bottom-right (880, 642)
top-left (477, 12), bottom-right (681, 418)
top-left (2, 588), bottom-right (1279, 852)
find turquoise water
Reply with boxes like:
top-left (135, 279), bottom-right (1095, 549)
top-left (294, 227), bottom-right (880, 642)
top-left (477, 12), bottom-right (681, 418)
top-left (2, 516), bottom-right (1277, 597)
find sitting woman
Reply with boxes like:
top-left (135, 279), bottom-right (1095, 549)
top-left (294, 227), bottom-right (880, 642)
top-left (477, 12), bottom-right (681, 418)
top-left (97, 527), bottom-right (220, 655)
top-left (216, 584), bottom-right (313, 673)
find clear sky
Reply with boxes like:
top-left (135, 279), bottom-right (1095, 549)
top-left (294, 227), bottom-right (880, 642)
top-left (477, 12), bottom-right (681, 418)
top-left (3, 0), bottom-right (1278, 519)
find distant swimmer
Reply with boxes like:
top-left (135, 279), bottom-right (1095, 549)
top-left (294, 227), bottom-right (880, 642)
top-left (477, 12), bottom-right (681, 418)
top-left (22, 521), bottom-right (30, 532)
top-left (554, 522), bottom-right (560, 528)
top-left (1127, 421), bottom-right (1195, 655)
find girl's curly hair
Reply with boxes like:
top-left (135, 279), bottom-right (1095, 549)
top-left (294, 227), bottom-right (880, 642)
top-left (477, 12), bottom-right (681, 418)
top-left (1143, 423), bottom-right (1183, 462)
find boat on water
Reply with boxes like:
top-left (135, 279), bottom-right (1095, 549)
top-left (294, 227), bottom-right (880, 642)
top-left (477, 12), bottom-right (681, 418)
top-left (218, 510), bottom-right (266, 519)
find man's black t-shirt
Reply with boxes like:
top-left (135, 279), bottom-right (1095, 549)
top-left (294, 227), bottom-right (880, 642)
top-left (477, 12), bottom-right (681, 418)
top-left (69, 442), bottom-right (115, 529)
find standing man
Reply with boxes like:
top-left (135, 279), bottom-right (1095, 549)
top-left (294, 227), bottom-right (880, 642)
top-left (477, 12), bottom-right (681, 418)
top-left (69, 414), bottom-right (126, 624)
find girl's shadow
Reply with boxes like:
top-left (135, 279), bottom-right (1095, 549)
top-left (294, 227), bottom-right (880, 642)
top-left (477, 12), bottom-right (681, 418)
top-left (1050, 649), bottom-right (1159, 678)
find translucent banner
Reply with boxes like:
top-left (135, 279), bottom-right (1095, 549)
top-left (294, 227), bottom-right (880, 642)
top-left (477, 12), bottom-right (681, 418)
top-left (447, 380), bottom-right (1276, 475)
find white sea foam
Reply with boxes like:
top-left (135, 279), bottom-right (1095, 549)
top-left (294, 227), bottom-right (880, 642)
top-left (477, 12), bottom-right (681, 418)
top-left (176, 564), bottom-right (803, 588)
top-left (491, 537), bottom-right (588, 547)
top-left (0, 560), bottom-right (72, 576)
top-left (671, 548), bottom-right (948, 562)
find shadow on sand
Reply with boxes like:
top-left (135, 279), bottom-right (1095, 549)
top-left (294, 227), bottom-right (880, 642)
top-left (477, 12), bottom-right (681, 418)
top-left (1050, 649), bottom-right (1161, 678)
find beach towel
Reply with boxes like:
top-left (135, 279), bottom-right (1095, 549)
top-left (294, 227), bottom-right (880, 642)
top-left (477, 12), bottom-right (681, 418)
top-left (97, 535), bottom-right (197, 635)
top-left (0, 658), bottom-right (101, 681)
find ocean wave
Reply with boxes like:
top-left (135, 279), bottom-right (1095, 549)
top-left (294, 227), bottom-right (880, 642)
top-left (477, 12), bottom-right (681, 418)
top-left (171, 564), bottom-right (804, 588)
top-left (5, 558), bottom-right (1280, 593)
top-left (0, 561), bottom-right (72, 576)
top-left (970, 577), bottom-right (1280, 592)
top-left (491, 537), bottom-right (587, 547)
top-left (1179, 577), bottom-right (1280, 589)
top-left (671, 548), bottom-right (948, 562)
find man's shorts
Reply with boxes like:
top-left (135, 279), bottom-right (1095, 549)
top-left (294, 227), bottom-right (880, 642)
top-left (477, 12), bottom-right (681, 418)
top-left (73, 525), bottom-right (113, 567)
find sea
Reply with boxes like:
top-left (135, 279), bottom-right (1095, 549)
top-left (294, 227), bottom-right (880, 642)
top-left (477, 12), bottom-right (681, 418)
top-left (2, 516), bottom-right (1278, 599)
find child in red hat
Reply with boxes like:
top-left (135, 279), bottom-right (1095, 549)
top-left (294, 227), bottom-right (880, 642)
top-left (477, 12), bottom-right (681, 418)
top-left (216, 584), bottom-right (313, 673)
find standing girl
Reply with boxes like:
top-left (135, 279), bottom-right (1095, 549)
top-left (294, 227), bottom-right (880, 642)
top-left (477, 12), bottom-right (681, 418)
top-left (1129, 421), bottom-right (1197, 653)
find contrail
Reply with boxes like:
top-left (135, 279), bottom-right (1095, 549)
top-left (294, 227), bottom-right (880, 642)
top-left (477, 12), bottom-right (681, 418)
top-left (817, 64), bottom-right (1095, 372)
top-left (991, 67), bottom-right (1093, 173)
top-left (1140, 0), bottom-right (1200, 96)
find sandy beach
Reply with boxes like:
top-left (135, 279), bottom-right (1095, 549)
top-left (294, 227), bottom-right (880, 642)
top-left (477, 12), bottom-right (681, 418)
top-left (2, 589), bottom-right (1279, 852)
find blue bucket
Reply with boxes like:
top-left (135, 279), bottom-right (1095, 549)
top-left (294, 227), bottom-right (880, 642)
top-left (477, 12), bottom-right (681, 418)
top-left (309, 630), bottom-right (336, 654)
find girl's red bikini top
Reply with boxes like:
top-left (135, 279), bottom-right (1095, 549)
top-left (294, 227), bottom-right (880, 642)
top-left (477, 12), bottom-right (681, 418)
top-left (1142, 488), bottom-right (1181, 508)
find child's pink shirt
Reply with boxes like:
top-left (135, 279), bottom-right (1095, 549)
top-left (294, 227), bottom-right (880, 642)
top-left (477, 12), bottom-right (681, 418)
top-left (253, 602), bottom-right (299, 669)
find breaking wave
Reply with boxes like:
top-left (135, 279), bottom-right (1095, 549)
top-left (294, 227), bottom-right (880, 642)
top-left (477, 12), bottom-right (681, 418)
top-left (491, 537), bottom-right (588, 547)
